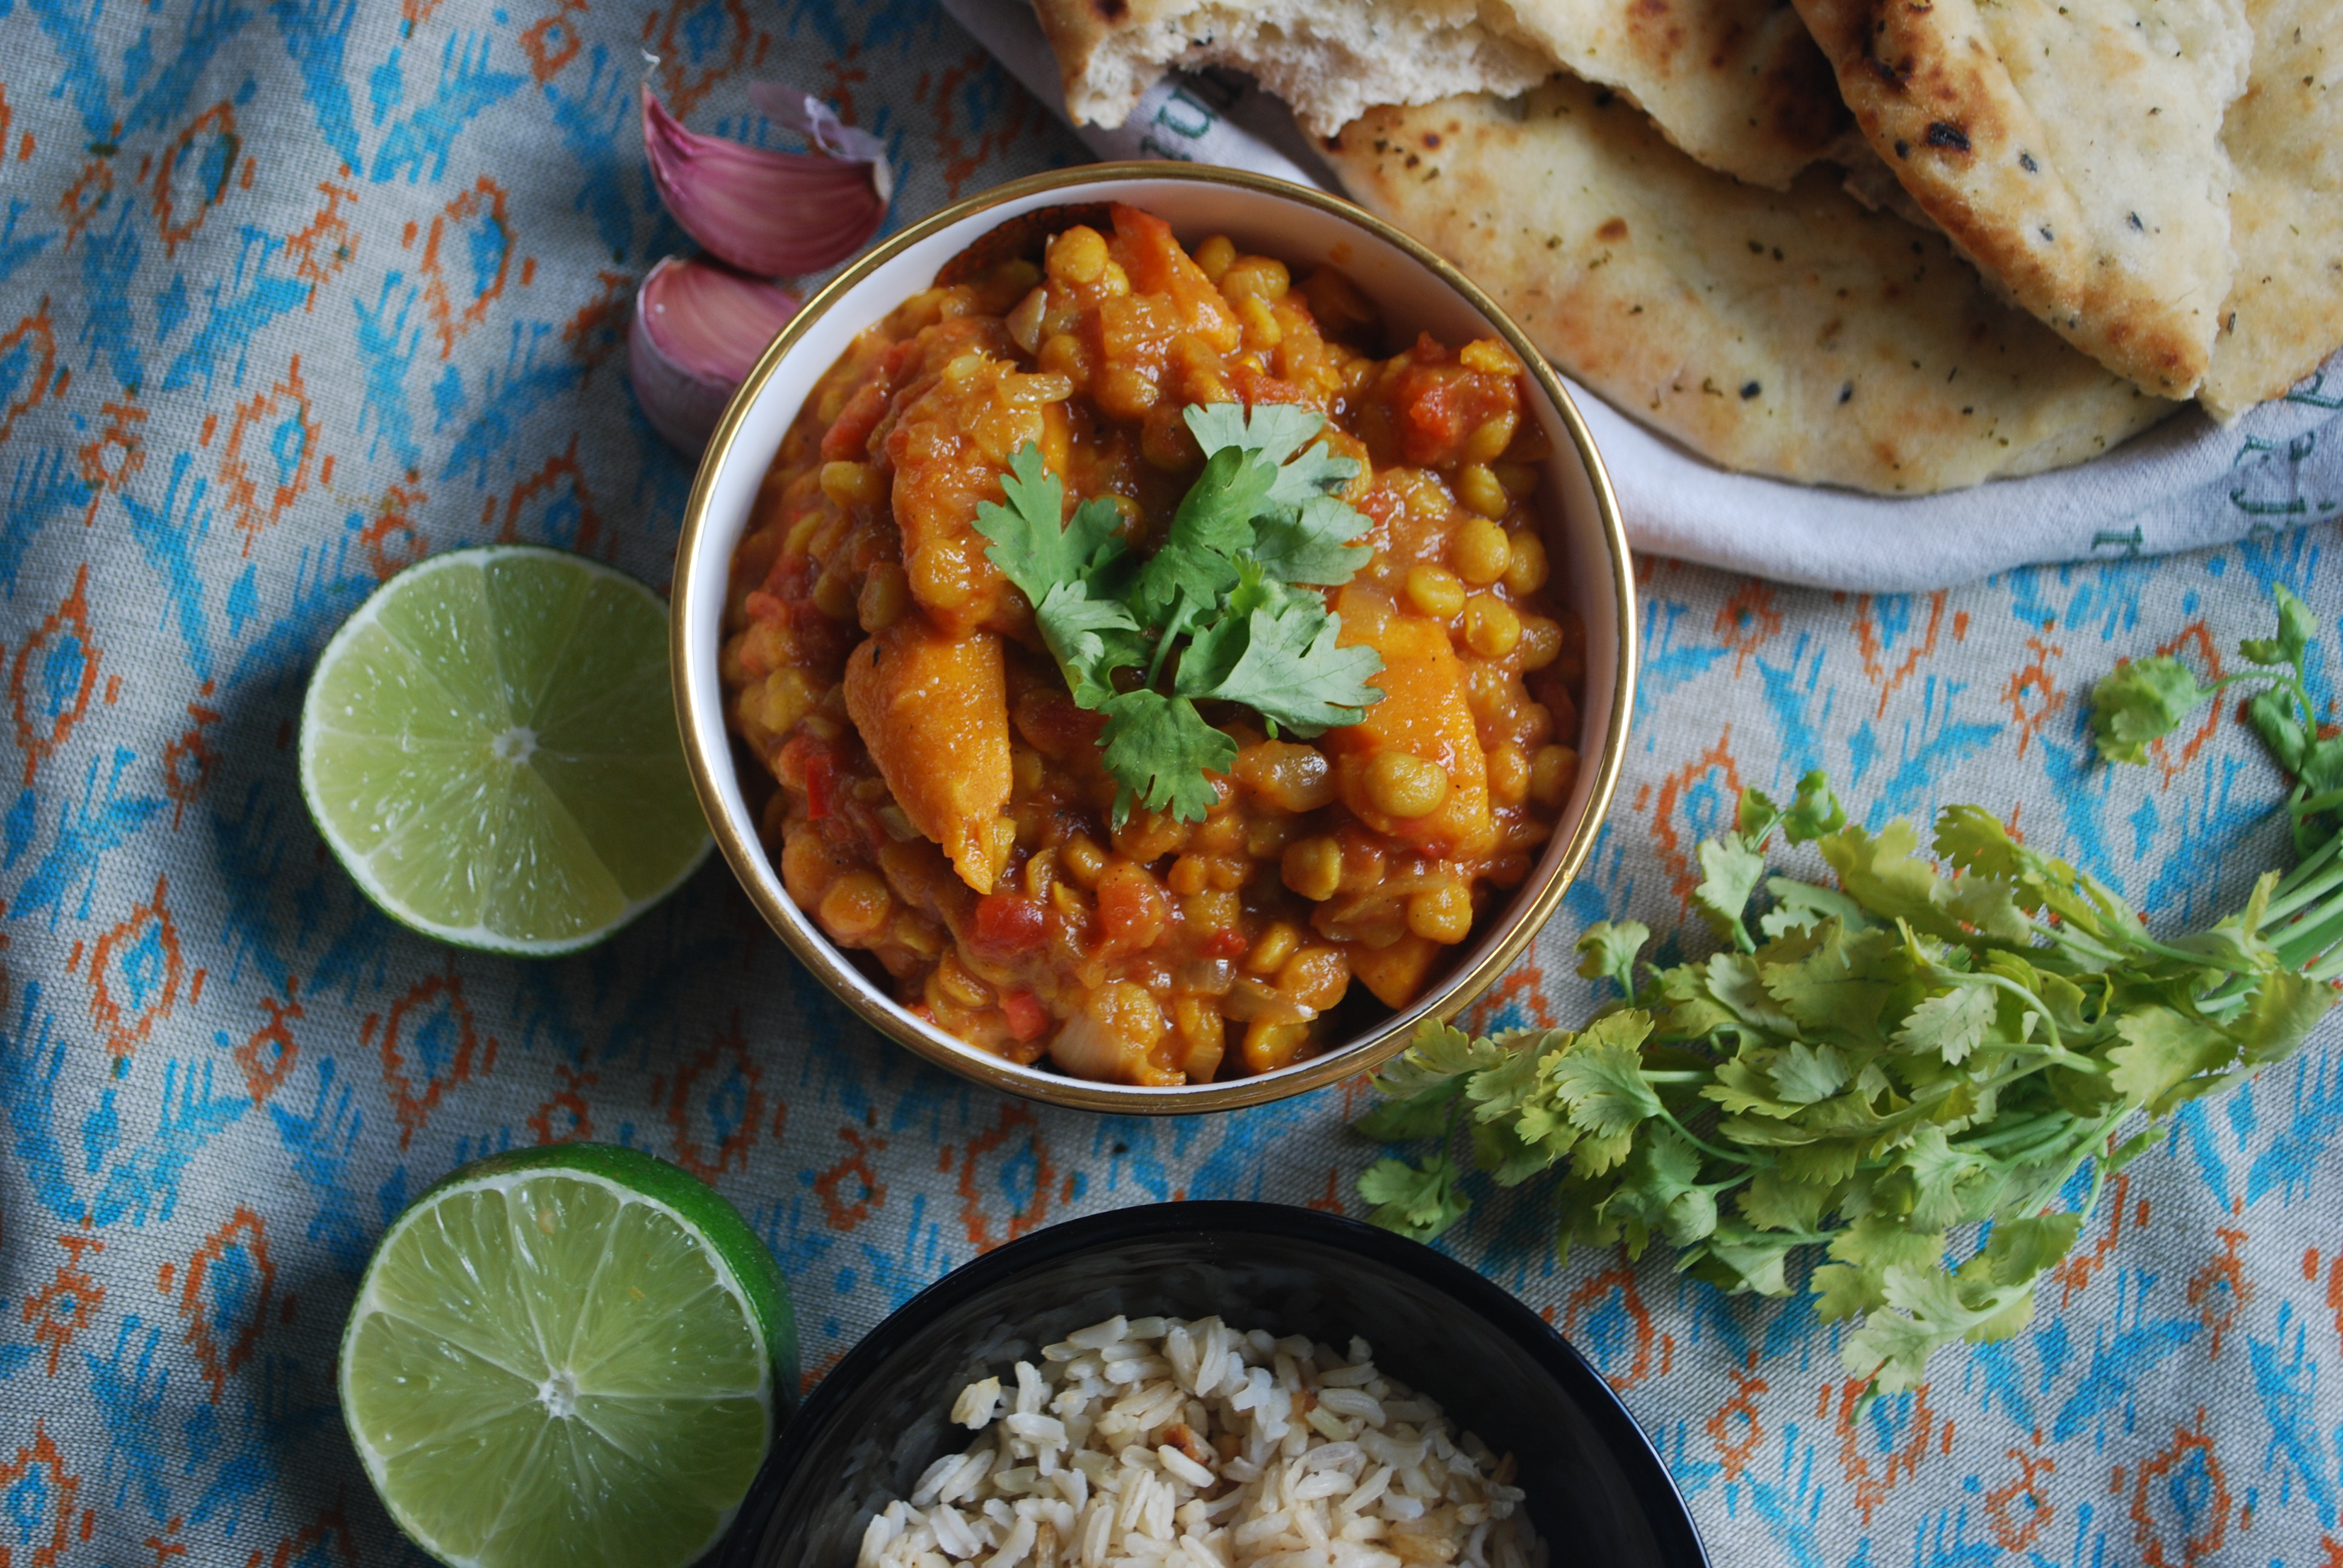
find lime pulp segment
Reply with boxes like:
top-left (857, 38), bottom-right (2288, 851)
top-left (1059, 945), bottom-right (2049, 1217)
top-left (341, 1165), bottom-right (775, 1568)
top-left (300, 546), bottom-right (710, 955)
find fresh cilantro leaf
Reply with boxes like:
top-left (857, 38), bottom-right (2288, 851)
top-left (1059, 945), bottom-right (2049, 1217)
top-left (1771, 1041), bottom-right (1850, 1105)
top-left (1737, 1169), bottom-right (1832, 1233)
top-left (1781, 771), bottom-right (1849, 843)
top-left (1761, 877), bottom-right (1873, 938)
top-left (1893, 984), bottom-right (1997, 1065)
top-left (1372, 1017), bottom-right (1500, 1099)
top-left (1693, 832), bottom-right (1767, 952)
top-left (1184, 402), bottom-right (1327, 468)
top-left (1816, 819), bottom-right (1944, 930)
top-left (1472, 1117), bottom-right (1560, 1186)
top-left (1758, 921), bottom-right (1902, 1044)
top-left (2238, 582), bottom-right (2316, 669)
top-left (1131, 445), bottom-right (1262, 632)
top-left (1981, 1212), bottom-right (2083, 1287)
top-left (1184, 402), bottom-right (1360, 506)
top-left (2246, 684), bottom-right (2312, 777)
top-left (1095, 690), bottom-right (1234, 826)
top-left (2233, 967), bottom-right (2336, 1067)
top-left (973, 445), bottom-right (1127, 610)
top-left (1697, 1224), bottom-right (1800, 1297)
top-left (1356, 1079), bottom-right (1464, 1143)
top-left (1892, 1125), bottom-right (1999, 1228)
top-left (1178, 599), bottom-right (1384, 737)
top-left (2089, 654), bottom-right (2213, 765)
top-left (1359, 1154), bottom-right (1472, 1240)
top-left (2106, 1005), bottom-right (2235, 1113)
top-left (1553, 1012), bottom-right (1661, 1138)
top-left (1576, 920), bottom-right (1651, 997)
top-left (1738, 786), bottom-right (1783, 845)
top-left (1033, 583), bottom-right (1140, 708)
top-left (1248, 494), bottom-right (1373, 586)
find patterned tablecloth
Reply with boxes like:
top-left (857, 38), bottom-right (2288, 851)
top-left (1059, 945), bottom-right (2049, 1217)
top-left (1, 2), bottom-right (2338, 1565)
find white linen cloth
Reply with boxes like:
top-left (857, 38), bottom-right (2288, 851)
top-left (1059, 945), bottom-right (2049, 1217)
top-left (940, 0), bottom-right (2343, 590)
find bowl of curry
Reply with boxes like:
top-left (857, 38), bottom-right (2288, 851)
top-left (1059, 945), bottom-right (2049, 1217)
top-left (672, 165), bottom-right (1637, 1112)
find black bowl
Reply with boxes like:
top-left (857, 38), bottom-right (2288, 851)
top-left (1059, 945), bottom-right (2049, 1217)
top-left (715, 1202), bottom-right (1707, 1568)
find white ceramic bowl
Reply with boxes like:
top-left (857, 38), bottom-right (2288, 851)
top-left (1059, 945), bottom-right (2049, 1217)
top-left (671, 164), bottom-right (1637, 1113)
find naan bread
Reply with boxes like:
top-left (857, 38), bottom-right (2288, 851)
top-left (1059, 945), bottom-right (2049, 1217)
top-left (1324, 80), bottom-right (2176, 494)
top-left (1034, 0), bottom-right (1552, 143)
top-left (1495, 0), bottom-right (1846, 188)
top-left (2201, 0), bottom-right (2343, 421)
top-left (1793, 0), bottom-right (2253, 399)
top-left (1032, 0), bottom-right (1845, 188)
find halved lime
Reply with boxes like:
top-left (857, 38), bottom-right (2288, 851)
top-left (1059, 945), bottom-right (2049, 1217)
top-left (339, 1145), bottom-right (796, 1568)
top-left (300, 546), bottom-right (710, 955)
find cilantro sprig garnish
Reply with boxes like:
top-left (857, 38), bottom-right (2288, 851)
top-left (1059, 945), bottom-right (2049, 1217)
top-left (1359, 580), bottom-right (2343, 1413)
top-left (973, 403), bottom-right (1384, 824)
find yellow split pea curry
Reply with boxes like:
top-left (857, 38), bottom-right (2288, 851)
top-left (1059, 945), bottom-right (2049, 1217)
top-left (722, 204), bottom-right (1585, 1086)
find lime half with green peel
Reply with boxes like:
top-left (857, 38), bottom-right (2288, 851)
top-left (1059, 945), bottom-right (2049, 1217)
top-left (339, 1144), bottom-right (795, 1568)
top-left (300, 545), bottom-right (712, 956)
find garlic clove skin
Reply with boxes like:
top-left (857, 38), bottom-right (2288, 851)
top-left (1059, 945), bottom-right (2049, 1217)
top-left (746, 82), bottom-right (893, 202)
top-left (641, 87), bottom-right (889, 278)
top-left (628, 255), bottom-right (801, 454)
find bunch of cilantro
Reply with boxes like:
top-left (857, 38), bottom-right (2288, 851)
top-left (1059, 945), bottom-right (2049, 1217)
top-left (1356, 582), bottom-right (2343, 1408)
top-left (972, 403), bottom-right (1385, 825)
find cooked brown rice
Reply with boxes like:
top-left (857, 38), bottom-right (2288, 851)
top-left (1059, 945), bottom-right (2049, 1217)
top-left (855, 1315), bottom-right (1543, 1568)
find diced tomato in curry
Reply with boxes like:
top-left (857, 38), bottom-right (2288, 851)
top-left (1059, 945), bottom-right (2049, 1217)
top-left (721, 204), bottom-right (1586, 1088)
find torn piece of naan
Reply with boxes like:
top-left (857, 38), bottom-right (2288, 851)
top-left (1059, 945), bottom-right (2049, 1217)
top-left (2200, 0), bottom-right (2343, 421)
top-left (1793, 0), bottom-right (2253, 398)
top-left (1033, 0), bottom-right (1847, 187)
top-left (1323, 79), bottom-right (2177, 493)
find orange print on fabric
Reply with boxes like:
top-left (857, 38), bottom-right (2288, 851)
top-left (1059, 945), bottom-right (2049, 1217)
top-left (58, 159), bottom-right (111, 250)
top-left (0, 298), bottom-right (60, 447)
top-left (87, 875), bottom-right (182, 1064)
top-left (232, 977), bottom-right (302, 1105)
top-left (2187, 1226), bottom-right (2252, 1359)
top-left (1835, 1377), bottom-right (1938, 1525)
top-left (2001, 635), bottom-right (2065, 759)
top-left (10, 561), bottom-right (100, 784)
top-left (77, 399), bottom-right (146, 526)
top-left (521, 13), bottom-right (582, 81)
top-left (814, 1126), bottom-right (887, 1230)
top-left (529, 1063), bottom-right (597, 1145)
top-left (0, 1422), bottom-right (89, 1566)
top-left (24, 1234), bottom-right (105, 1377)
top-left (284, 176), bottom-right (359, 308)
top-left (1704, 1364), bottom-right (1767, 1481)
top-left (2054, 1172), bottom-right (2137, 1305)
top-left (2129, 1411), bottom-right (2231, 1567)
top-left (956, 1102), bottom-right (1055, 1252)
top-left (1853, 590), bottom-right (1948, 718)
top-left (175, 1207), bottom-right (275, 1402)
top-left (369, 972), bottom-right (498, 1149)
top-left (152, 102), bottom-right (241, 256)
top-left (163, 686), bottom-right (221, 829)
top-left (1985, 1448), bottom-right (2058, 1551)
top-left (420, 175), bottom-right (514, 357)
top-left (1651, 731), bottom-right (1742, 904)
top-left (657, 1014), bottom-right (766, 1181)
top-left (1716, 581), bottom-right (1781, 676)
top-left (493, 436), bottom-right (603, 554)
top-left (562, 270), bottom-right (633, 370)
top-left (925, 53), bottom-right (1036, 197)
top-left (1561, 1263), bottom-right (1658, 1390)
top-left (360, 482), bottom-right (429, 580)
top-left (240, 1506), bottom-right (359, 1568)
top-left (2149, 623), bottom-right (2229, 788)
top-left (220, 358), bottom-right (320, 555)
top-left (1466, 965), bottom-right (1557, 1034)
top-left (641, 0), bottom-right (767, 117)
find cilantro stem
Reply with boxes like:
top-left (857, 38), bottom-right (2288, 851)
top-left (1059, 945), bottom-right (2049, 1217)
top-left (2272, 828), bottom-right (2342, 900)
top-left (1955, 1111), bottom-right (2071, 1152)
top-left (1955, 973), bottom-right (2066, 1054)
top-left (1640, 1070), bottom-right (1711, 1083)
top-left (1653, 1101), bottom-right (1770, 1167)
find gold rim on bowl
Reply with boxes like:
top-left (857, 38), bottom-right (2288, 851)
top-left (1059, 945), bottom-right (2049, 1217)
top-left (672, 162), bottom-right (1639, 1114)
